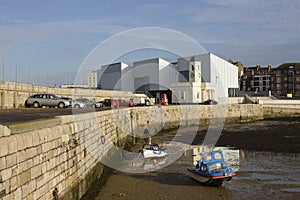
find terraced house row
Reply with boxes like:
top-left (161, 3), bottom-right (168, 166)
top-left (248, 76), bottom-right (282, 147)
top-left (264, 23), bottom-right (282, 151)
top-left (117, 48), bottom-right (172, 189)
top-left (237, 62), bottom-right (300, 98)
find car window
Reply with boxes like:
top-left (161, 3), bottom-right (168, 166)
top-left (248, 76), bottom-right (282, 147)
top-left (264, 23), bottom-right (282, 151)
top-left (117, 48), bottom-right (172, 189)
top-left (43, 95), bottom-right (47, 99)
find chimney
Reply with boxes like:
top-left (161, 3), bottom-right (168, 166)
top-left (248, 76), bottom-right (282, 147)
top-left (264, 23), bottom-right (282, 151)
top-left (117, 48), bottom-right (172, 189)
top-left (267, 64), bottom-right (272, 72)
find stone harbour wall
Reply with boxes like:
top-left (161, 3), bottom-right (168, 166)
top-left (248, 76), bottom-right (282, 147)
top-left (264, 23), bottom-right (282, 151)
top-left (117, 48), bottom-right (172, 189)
top-left (1, 104), bottom-right (300, 199)
top-left (0, 109), bottom-right (132, 200)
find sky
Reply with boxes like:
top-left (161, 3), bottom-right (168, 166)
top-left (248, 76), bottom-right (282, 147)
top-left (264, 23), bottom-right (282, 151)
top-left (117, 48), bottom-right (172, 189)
top-left (0, 0), bottom-right (299, 86)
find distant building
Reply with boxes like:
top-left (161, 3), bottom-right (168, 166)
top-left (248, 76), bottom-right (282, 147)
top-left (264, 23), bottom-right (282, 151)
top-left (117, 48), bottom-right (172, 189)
top-left (88, 71), bottom-right (98, 88)
top-left (273, 63), bottom-right (300, 98)
top-left (229, 60), bottom-right (244, 78)
top-left (240, 64), bottom-right (274, 96)
top-left (61, 84), bottom-right (90, 89)
top-left (89, 62), bottom-right (130, 90)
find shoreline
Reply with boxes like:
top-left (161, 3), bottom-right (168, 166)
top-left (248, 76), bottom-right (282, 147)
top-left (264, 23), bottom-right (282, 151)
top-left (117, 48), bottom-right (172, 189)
top-left (82, 117), bottom-right (300, 199)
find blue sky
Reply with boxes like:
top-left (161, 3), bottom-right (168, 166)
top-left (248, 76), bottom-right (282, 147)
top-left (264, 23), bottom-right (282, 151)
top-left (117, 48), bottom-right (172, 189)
top-left (0, 0), bottom-right (299, 85)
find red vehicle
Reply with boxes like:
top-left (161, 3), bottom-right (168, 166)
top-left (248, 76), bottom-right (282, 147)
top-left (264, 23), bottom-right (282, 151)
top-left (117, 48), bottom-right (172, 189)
top-left (101, 99), bottom-right (113, 107)
top-left (100, 99), bottom-right (131, 108)
top-left (160, 93), bottom-right (168, 106)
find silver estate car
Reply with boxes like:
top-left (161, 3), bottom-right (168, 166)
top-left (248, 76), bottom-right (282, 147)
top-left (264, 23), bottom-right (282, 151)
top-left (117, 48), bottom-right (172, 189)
top-left (25, 94), bottom-right (70, 108)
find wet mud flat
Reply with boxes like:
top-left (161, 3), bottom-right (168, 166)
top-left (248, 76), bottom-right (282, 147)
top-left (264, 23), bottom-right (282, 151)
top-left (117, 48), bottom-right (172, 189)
top-left (84, 118), bottom-right (300, 200)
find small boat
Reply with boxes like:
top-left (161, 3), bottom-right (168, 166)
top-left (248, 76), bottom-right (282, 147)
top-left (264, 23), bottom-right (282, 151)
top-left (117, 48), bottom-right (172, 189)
top-left (142, 143), bottom-right (168, 159)
top-left (187, 150), bottom-right (236, 187)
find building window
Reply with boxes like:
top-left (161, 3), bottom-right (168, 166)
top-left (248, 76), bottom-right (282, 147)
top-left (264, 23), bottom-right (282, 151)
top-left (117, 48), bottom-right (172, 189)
top-left (276, 84), bottom-right (281, 90)
top-left (284, 76), bottom-right (288, 81)
top-left (276, 70), bottom-right (281, 76)
top-left (197, 92), bottom-right (200, 99)
top-left (296, 77), bottom-right (300, 82)
top-left (276, 77), bottom-right (281, 83)
top-left (180, 91), bottom-right (185, 100)
top-left (191, 65), bottom-right (194, 71)
top-left (296, 70), bottom-right (300, 75)
top-left (276, 90), bottom-right (281, 95)
top-left (296, 84), bottom-right (300, 89)
top-left (228, 88), bottom-right (235, 97)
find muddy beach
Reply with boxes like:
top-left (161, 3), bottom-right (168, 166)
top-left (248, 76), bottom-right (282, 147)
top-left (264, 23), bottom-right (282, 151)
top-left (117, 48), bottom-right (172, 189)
top-left (82, 118), bottom-right (300, 200)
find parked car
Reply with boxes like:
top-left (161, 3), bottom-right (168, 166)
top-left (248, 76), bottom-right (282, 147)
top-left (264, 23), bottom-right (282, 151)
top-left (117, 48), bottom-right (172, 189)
top-left (25, 94), bottom-right (70, 108)
top-left (100, 99), bottom-right (131, 107)
top-left (201, 99), bottom-right (218, 105)
top-left (70, 99), bottom-right (86, 109)
top-left (74, 98), bottom-right (103, 108)
top-left (101, 99), bottom-right (113, 107)
top-left (129, 97), bottom-right (150, 106)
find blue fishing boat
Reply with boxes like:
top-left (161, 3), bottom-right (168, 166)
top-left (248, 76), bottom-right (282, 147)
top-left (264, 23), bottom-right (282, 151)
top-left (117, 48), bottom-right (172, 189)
top-left (187, 150), bottom-right (236, 187)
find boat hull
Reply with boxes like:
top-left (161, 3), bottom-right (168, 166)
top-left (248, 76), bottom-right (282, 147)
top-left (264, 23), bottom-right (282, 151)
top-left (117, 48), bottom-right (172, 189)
top-left (187, 168), bottom-right (235, 187)
top-left (143, 149), bottom-right (168, 158)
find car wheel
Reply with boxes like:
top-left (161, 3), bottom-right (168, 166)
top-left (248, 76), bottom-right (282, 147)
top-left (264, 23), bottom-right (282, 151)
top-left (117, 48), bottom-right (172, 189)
top-left (58, 102), bottom-right (65, 108)
top-left (33, 102), bottom-right (40, 108)
top-left (74, 104), bottom-right (80, 109)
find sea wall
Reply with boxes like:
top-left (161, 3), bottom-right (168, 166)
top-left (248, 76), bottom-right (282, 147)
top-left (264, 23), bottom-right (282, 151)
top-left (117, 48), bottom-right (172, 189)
top-left (1, 104), bottom-right (300, 199)
top-left (0, 81), bottom-right (139, 109)
top-left (0, 109), bottom-right (131, 200)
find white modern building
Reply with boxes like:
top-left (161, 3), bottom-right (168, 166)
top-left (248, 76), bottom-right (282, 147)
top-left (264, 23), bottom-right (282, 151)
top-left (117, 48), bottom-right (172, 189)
top-left (88, 53), bottom-right (239, 103)
top-left (177, 53), bottom-right (239, 101)
top-left (131, 57), bottom-right (176, 91)
top-left (88, 62), bottom-right (130, 90)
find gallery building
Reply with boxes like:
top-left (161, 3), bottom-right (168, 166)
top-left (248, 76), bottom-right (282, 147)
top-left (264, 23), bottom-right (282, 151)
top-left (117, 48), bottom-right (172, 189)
top-left (88, 53), bottom-right (239, 103)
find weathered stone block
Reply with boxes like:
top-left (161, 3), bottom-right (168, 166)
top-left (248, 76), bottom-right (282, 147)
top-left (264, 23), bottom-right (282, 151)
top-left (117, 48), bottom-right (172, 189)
top-left (10, 176), bottom-right (18, 191)
top-left (22, 132), bottom-right (32, 149)
top-left (0, 157), bottom-right (6, 171)
top-left (0, 125), bottom-right (11, 137)
top-left (36, 175), bottom-right (46, 189)
top-left (13, 187), bottom-right (22, 200)
top-left (0, 137), bottom-right (9, 157)
top-left (41, 142), bottom-right (52, 153)
top-left (30, 164), bottom-right (42, 179)
top-left (16, 134), bottom-right (26, 151)
top-left (22, 179), bottom-right (36, 198)
top-left (18, 169), bottom-right (31, 186)
top-left (31, 130), bottom-right (40, 147)
top-left (5, 153), bottom-right (17, 168)
top-left (1, 167), bottom-right (12, 182)
top-left (2, 192), bottom-right (13, 200)
top-left (7, 135), bottom-right (18, 154)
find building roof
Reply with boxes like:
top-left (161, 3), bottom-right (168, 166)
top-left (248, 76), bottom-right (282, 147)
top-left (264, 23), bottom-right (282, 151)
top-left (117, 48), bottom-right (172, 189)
top-left (276, 62), bottom-right (300, 69)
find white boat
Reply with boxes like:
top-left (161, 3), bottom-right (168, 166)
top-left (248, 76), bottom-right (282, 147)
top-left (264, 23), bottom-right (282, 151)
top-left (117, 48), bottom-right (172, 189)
top-left (142, 143), bottom-right (168, 158)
